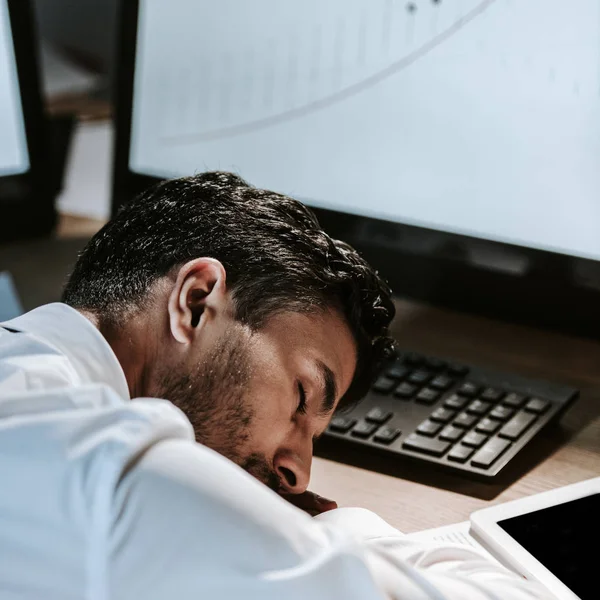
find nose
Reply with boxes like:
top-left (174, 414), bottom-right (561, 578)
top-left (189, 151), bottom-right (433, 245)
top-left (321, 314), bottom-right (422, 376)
top-left (274, 450), bottom-right (312, 494)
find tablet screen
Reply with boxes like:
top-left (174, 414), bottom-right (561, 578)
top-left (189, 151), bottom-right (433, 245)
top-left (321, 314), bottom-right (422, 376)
top-left (498, 493), bottom-right (599, 600)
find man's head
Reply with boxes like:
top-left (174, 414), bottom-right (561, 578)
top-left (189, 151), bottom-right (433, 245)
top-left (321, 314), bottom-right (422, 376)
top-left (63, 172), bottom-right (395, 493)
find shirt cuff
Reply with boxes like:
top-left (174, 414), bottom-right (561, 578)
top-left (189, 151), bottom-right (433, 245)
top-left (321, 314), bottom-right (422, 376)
top-left (314, 507), bottom-right (405, 541)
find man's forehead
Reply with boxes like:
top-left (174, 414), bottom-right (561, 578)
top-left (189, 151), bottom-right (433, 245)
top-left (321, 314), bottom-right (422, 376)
top-left (279, 308), bottom-right (355, 348)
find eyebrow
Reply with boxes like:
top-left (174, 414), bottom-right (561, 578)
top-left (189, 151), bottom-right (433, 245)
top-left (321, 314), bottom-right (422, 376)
top-left (316, 360), bottom-right (338, 417)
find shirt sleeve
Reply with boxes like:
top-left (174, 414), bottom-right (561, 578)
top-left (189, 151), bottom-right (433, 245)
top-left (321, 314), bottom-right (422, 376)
top-left (106, 438), bottom-right (551, 600)
top-left (319, 506), bottom-right (551, 599)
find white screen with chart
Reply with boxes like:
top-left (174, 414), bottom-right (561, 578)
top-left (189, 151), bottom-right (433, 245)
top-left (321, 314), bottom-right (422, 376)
top-left (0, 0), bottom-right (29, 177)
top-left (129, 0), bottom-right (600, 261)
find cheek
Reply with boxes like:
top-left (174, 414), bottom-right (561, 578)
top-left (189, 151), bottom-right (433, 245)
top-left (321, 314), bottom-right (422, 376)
top-left (241, 346), bottom-right (294, 451)
top-left (245, 380), bottom-right (293, 445)
top-left (241, 374), bottom-right (294, 448)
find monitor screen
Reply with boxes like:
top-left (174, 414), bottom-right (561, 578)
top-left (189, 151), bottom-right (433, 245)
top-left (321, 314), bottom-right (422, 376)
top-left (498, 493), bottom-right (599, 600)
top-left (128, 0), bottom-right (600, 262)
top-left (0, 0), bottom-right (29, 177)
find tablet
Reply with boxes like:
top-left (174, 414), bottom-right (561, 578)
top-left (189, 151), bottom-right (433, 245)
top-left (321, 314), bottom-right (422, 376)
top-left (470, 477), bottom-right (600, 600)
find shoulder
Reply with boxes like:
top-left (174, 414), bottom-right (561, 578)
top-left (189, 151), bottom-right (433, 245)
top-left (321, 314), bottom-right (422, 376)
top-left (0, 328), bottom-right (80, 392)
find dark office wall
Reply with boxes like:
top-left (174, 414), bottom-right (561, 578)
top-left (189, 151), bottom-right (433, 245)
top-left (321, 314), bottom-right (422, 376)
top-left (33, 0), bottom-right (120, 82)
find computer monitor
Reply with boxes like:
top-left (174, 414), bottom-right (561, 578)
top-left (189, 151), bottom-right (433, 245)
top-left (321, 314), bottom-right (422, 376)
top-left (0, 0), bottom-right (52, 241)
top-left (113, 0), bottom-right (600, 339)
top-left (0, 0), bottom-right (28, 178)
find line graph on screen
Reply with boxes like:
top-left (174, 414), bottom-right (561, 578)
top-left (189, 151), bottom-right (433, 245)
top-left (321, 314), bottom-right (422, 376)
top-left (156, 0), bottom-right (497, 144)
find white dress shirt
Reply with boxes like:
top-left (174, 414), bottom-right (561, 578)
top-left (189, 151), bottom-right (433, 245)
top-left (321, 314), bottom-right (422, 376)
top-left (0, 303), bottom-right (550, 599)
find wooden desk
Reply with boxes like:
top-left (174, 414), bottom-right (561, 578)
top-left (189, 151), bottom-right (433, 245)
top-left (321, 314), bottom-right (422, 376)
top-left (312, 299), bottom-right (600, 533)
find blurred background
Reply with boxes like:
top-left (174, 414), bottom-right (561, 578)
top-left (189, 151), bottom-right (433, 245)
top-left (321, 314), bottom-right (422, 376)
top-left (0, 0), bottom-right (119, 315)
top-left (35, 0), bottom-right (119, 87)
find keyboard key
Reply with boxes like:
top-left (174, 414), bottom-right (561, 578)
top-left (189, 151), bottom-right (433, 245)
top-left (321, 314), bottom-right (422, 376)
top-left (408, 370), bottom-right (433, 385)
top-left (372, 375), bottom-right (396, 394)
top-left (430, 407), bottom-right (456, 423)
top-left (503, 392), bottom-right (528, 408)
top-left (329, 416), bottom-right (356, 433)
top-left (365, 407), bottom-right (392, 424)
top-left (525, 398), bottom-right (550, 414)
top-left (471, 437), bottom-right (511, 469)
top-left (475, 417), bottom-right (501, 434)
top-left (424, 357), bottom-right (447, 371)
top-left (404, 352), bottom-right (425, 366)
top-left (439, 425), bottom-right (464, 442)
top-left (403, 434), bottom-right (450, 457)
top-left (481, 388), bottom-right (505, 402)
top-left (416, 419), bottom-right (442, 437)
top-left (454, 412), bottom-right (478, 429)
top-left (430, 375), bottom-right (454, 390)
top-left (457, 382), bottom-right (481, 397)
top-left (373, 425), bottom-right (401, 444)
top-left (448, 363), bottom-right (469, 377)
top-left (498, 412), bottom-right (537, 440)
top-left (489, 405), bottom-right (515, 421)
top-left (394, 382), bottom-right (418, 399)
top-left (415, 388), bottom-right (440, 405)
top-left (444, 393), bottom-right (470, 410)
top-left (351, 420), bottom-right (379, 438)
top-left (466, 399), bottom-right (492, 416)
top-left (447, 444), bottom-right (474, 463)
top-left (462, 431), bottom-right (488, 448)
top-left (386, 363), bottom-right (410, 380)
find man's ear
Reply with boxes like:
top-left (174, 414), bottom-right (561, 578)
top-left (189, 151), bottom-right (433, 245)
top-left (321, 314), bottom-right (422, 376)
top-left (167, 258), bottom-right (228, 344)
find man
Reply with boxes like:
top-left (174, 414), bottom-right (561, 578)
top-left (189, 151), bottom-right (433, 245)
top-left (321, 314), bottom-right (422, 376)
top-left (0, 172), bottom-right (548, 599)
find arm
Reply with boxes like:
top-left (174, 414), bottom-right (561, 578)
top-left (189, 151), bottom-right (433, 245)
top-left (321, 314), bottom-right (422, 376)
top-left (107, 438), bottom-right (551, 600)
top-left (108, 438), bottom-right (387, 599)
top-left (317, 507), bottom-right (551, 599)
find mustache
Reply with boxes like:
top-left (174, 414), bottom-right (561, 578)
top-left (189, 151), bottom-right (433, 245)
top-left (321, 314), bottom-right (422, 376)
top-left (241, 453), bottom-right (281, 492)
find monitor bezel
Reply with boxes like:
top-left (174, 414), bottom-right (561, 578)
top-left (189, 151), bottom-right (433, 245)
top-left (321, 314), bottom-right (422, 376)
top-left (1, 0), bottom-right (54, 241)
top-left (112, 0), bottom-right (600, 340)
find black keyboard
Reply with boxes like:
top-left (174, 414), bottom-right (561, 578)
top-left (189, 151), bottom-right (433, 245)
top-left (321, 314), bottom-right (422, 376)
top-left (323, 350), bottom-right (578, 479)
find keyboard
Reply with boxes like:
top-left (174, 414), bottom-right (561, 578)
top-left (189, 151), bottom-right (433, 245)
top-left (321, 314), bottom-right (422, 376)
top-left (322, 350), bottom-right (579, 479)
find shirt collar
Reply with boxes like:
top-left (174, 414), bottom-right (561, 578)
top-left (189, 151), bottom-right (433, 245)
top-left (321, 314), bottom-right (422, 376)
top-left (1, 302), bottom-right (131, 400)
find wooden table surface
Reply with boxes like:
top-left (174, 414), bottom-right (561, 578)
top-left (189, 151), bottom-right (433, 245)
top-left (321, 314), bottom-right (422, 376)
top-left (311, 298), bottom-right (600, 533)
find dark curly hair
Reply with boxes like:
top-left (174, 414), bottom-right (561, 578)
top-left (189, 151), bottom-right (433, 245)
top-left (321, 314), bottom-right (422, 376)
top-left (63, 172), bottom-right (396, 405)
